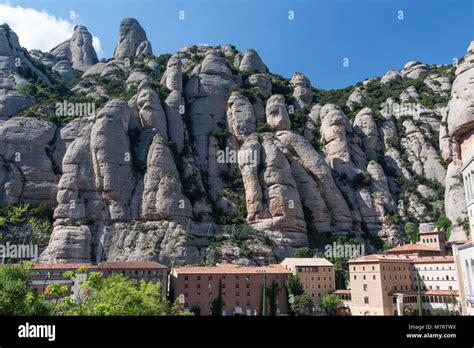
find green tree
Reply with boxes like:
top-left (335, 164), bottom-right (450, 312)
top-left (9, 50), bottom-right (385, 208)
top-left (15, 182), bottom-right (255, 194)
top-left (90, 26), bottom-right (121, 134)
top-left (284, 274), bottom-right (304, 297)
top-left (44, 283), bottom-right (69, 307)
top-left (291, 247), bottom-right (313, 258)
top-left (403, 304), bottom-right (415, 316)
top-left (0, 263), bottom-right (52, 315)
top-left (210, 278), bottom-right (223, 316)
top-left (320, 293), bottom-right (342, 316)
top-left (404, 222), bottom-right (419, 243)
top-left (261, 275), bottom-right (267, 316)
top-left (57, 272), bottom-right (184, 316)
top-left (266, 280), bottom-right (280, 316)
top-left (290, 293), bottom-right (313, 316)
top-left (416, 269), bottom-right (423, 316)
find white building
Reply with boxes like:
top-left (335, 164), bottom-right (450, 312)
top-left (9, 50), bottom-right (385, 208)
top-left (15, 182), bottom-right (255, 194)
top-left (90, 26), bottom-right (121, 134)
top-left (453, 241), bottom-right (474, 315)
top-left (413, 256), bottom-right (458, 292)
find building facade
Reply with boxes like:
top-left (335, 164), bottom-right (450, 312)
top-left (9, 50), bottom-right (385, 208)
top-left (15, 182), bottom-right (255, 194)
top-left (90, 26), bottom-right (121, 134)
top-left (280, 258), bottom-right (335, 310)
top-left (31, 263), bottom-right (97, 297)
top-left (341, 254), bottom-right (461, 316)
top-left (170, 264), bottom-right (289, 316)
top-left (30, 261), bottom-right (168, 299)
top-left (98, 261), bottom-right (168, 297)
top-left (453, 241), bottom-right (474, 315)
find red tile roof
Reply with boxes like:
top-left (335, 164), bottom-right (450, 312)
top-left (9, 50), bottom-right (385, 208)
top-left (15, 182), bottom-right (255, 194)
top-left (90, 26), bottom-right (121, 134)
top-left (411, 256), bottom-right (454, 263)
top-left (334, 289), bottom-right (351, 295)
top-left (349, 254), bottom-right (414, 263)
top-left (385, 244), bottom-right (441, 253)
top-left (173, 263), bottom-right (290, 275)
top-left (31, 263), bottom-right (96, 270)
top-left (98, 261), bottom-right (167, 269)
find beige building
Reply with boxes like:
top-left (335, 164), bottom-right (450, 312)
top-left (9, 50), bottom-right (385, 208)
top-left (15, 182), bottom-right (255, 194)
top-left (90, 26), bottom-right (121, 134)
top-left (342, 254), bottom-right (461, 316)
top-left (453, 241), bottom-right (474, 315)
top-left (348, 254), bottom-right (413, 316)
top-left (170, 264), bottom-right (289, 316)
top-left (280, 258), bottom-right (335, 310)
top-left (418, 229), bottom-right (446, 255)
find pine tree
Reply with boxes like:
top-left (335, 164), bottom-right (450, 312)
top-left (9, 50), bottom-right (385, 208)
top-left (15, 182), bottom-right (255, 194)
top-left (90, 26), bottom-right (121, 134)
top-left (261, 275), bottom-right (267, 316)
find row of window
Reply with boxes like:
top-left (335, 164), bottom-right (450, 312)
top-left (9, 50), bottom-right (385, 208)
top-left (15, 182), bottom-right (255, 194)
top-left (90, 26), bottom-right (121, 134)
top-left (399, 295), bottom-right (456, 304)
top-left (353, 265), bottom-right (454, 272)
top-left (353, 265), bottom-right (410, 272)
top-left (420, 237), bottom-right (438, 244)
top-left (297, 267), bottom-right (332, 273)
top-left (418, 275), bottom-right (455, 281)
top-left (302, 276), bottom-right (331, 282)
top-left (304, 283), bottom-right (333, 290)
top-left (183, 275), bottom-right (277, 281)
top-left (183, 291), bottom-right (268, 298)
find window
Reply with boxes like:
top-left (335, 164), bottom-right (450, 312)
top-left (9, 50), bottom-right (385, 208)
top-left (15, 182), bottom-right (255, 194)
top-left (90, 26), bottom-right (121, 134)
top-left (354, 275), bottom-right (357, 280)
top-left (209, 276), bottom-right (213, 280)
top-left (184, 284), bottom-right (188, 289)
top-left (363, 275), bottom-right (366, 280)
top-left (364, 296), bottom-right (369, 304)
top-left (373, 275), bottom-right (376, 280)
top-left (363, 284), bottom-right (368, 292)
top-left (236, 283), bottom-right (239, 288)
top-left (184, 276), bottom-right (189, 281)
top-left (197, 276), bottom-right (201, 281)
top-left (236, 275), bottom-right (239, 280)
top-left (247, 292), bottom-right (251, 297)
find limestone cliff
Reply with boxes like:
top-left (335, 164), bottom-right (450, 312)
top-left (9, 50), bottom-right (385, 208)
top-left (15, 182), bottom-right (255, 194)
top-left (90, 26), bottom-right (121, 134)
top-left (0, 20), bottom-right (471, 265)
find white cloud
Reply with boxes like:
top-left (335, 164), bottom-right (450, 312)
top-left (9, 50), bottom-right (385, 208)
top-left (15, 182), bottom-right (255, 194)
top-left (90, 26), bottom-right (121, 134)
top-left (0, 3), bottom-right (104, 57)
top-left (92, 36), bottom-right (104, 58)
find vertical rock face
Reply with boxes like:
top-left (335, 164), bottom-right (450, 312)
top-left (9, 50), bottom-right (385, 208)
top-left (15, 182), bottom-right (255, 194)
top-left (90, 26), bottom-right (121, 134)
top-left (50, 25), bottom-right (99, 72)
top-left (113, 18), bottom-right (152, 59)
top-left (227, 92), bottom-right (256, 143)
top-left (161, 54), bottom-right (183, 92)
top-left (320, 104), bottom-right (353, 177)
top-left (266, 95), bottom-right (291, 131)
top-left (290, 72), bottom-right (313, 108)
top-left (443, 41), bottom-right (474, 241)
top-left (239, 49), bottom-right (266, 74)
top-left (0, 25), bottom-right (49, 118)
top-left (353, 107), bottom-right (380, 160)
top-left (52, 60), bottom-right (75, 81)
top-left (137, 88), bottom-right (168, 137)
top-left (1, 20), bottom-right (469, 264)
top-left (164, 90), bottom-right (185, 153)
top-left (0, 117), bottom-right (58, 206)
top-left (141, 135), bottom-right (192, 220)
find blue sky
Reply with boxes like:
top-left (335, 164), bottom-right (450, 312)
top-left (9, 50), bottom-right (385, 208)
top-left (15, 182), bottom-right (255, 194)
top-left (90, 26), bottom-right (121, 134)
top-left (2, 0), bottom-right (473, 89)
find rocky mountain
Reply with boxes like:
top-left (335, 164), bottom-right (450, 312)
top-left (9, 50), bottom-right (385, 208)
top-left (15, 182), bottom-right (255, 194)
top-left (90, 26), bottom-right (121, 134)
top-left (0, 19), bottom-right (471, 265)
